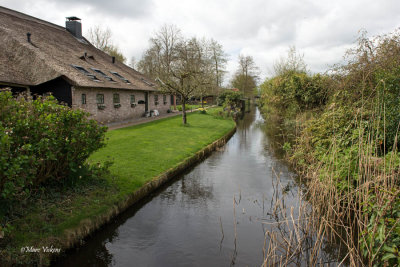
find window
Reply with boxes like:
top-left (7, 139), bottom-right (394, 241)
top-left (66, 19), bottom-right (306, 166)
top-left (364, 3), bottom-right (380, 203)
top-left (71, 65), bottom-right (100, 81)
top-left (130, 95), bottom-right (136, 107)
top-left (96, 94), bottom-right (104, 104)
top-left (154, 94), bottom-right (159, 105)
top-left (163, 95), bottom-right (167, 105)
top-left (113, 93), bottom-right (120, 104)
top-left (110, 71), bottom-right (131, 84)
top-left (141, 78), bottom-right (154, 87)
top-left (91, 68), bottom-right (115, 82)
top-left (81, 94), bottom-right (86, 104)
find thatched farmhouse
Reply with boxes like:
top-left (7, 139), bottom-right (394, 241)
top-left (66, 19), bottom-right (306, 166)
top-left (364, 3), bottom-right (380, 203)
top-left (0, 6), bottom-right (171, 123)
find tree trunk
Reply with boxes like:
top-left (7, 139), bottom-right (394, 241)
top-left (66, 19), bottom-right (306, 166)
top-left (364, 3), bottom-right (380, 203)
top-left (201, 95), bottom-right (204, 108)
top-left (182, 97), bottom-right (187, 124)
top-left (173, 94), bottom-right (177, 110)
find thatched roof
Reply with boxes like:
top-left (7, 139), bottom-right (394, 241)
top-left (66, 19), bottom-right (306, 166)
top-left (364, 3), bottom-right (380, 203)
top-left (0, 6), bottom-right (157, 91)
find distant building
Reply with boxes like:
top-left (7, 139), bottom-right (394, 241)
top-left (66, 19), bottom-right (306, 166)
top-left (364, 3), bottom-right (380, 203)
top-left (0, 6), bottom-right (171, 123)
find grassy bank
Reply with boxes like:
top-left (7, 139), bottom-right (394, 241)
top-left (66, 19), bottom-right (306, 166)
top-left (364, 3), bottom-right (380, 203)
top-left (89, 110), bottom-right (234, 198)
top-left (260, 32), bottom-right (400, 266)
top-left (174, 104), bottom-right (208, 111)
top-left (1, 110), bottom-right (235, 266)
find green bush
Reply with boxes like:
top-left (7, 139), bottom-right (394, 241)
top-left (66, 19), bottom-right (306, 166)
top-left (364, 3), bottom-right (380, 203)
top-left (217, 90), bottom-right (243, 113)
top-left (260, 72), bottom-right (329, 118)
top-left (361, 189), bottom-right (400, 266)
top-left (217, 90), bottom-right (243, 107)
top-left (260, 30), bottom-right (400, 265)
top-left (0, 92), bottom-right (107, 200)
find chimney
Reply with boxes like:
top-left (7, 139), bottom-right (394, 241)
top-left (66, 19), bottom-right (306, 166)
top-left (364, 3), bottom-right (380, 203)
top-left (112, 56), bottom-right (116, 64)
top-left (27, 32), bottom-right (31, 43)
top-left (66, 16), bottom-right (82, 39)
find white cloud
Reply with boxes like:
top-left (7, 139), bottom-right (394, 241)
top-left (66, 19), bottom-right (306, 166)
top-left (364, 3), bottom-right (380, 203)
top-left (2, 0), bottom-right (400, 85)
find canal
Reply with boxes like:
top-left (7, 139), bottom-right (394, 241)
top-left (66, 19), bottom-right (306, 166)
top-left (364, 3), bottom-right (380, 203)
top-left (54, 107), bottom-right (339, 266)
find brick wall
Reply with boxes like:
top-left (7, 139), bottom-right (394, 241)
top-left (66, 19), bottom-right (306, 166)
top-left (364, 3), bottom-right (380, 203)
top-left (148, 91), bottom-right (170, 114)
top-left (72, 87), bottom-right (171, 123)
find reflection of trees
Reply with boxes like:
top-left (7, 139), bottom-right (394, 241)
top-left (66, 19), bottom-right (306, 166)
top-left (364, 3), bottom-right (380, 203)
top-left (237, 107), bottom-right (256, 131)
top-left (237, 107), bottom-right (256, 150)
top-left (160, 164), bottom-right (215, 206)
top-left (180, 176), bottom-right (213, 202)
top-left (158, 158), bottom-right (215, 207)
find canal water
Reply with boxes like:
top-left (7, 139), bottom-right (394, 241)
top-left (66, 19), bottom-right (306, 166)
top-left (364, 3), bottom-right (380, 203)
top-left (54, 107), bottom-right (338, 266)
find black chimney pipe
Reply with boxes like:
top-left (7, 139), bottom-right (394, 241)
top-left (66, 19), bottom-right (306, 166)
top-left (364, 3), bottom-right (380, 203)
top-left (65, 17), bottom-right (82, 39)
top-left (27, 32), bottom-right (31, 43)
top-left (112, 56), bottom-right (116, 64)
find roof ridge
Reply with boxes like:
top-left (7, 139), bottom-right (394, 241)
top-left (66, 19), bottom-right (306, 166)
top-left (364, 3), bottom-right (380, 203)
top-left (0, 5), bottom-right (65, 32)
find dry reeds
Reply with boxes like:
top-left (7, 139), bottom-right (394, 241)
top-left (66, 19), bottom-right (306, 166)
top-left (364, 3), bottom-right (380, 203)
top-left (262, 105), bottom-right (400, 266)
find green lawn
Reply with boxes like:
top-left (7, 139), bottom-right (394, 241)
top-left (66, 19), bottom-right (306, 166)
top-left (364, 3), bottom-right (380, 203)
top-left (90, 111), bottom-right (234, 195)
top-left (174, 104), bottom-right (208, 111)
top-left (1, 110), bottom-right (235, 266)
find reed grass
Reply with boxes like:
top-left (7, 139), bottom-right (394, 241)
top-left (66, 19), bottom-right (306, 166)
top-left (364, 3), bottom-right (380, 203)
top-left (261, 96), bottom-right (400, 266)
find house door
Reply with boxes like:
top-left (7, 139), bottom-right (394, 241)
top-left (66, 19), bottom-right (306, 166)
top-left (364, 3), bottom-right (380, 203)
top-left (145, 92), bottom-right (149, 112)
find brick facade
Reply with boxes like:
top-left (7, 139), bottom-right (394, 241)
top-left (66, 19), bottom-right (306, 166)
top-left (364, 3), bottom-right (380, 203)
top-left (72, 87), bottom-right (171, 123)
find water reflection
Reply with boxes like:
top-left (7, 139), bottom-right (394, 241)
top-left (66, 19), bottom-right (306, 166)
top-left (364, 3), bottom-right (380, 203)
top-left (53, 108), bottom-right (337, 267)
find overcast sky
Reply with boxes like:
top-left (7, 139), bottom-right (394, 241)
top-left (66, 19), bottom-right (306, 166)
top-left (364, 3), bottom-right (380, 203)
top-left (2, 0), bottom-right (400, 85)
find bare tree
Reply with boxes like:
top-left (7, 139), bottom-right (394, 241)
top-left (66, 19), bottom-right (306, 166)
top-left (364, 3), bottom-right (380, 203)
top-left (137, 24), bottom-right (182, 110)
top-left (129, 56), bottom-right (136, 69)
top-left (139, 25), bottom-right (227, 124)
top-left (157, 37), bottom-right (210, 124)
top-left (87, 26), bottom-right (112, 50)
top-left (138, 24), bottom-right (182, 78)
top-left (232, 54), bottom-right (259, 97)
top-left (273, 46), bottom-right (307, 76)
top-left (208, 39), bottom-right (228, 91)
top-left (86, 26), bottom-right (126, 63)
top-left (195, 39), bottom-right (215, 108)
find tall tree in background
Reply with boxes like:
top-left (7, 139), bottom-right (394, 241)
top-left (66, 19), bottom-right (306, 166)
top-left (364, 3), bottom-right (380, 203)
top-left (137, 24), bottom-right (182, 80)
top-left (156, 37), bottom-right (211, 124)
top-left (137, 24), bottom-right (182, 112)
top-left (231, 54), bottom-right (259, 97)
top-left (208, 39), bottom-right (228, 92)
top-left (231, 73), bottom-right (258, 97)
top-left (195, 39), bottom-right (215, 108)
top-left (273, 46), bottom-right (307, 76)
top-left (129, 56), bottom-right (137, 69)
top-left (138, 25), bottom-right (226, 124)
top-left (86, 26), bottom-right (126, 63)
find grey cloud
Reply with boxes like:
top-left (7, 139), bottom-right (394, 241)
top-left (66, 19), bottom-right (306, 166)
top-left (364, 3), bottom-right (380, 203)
top-left (3, 0), bottom-right (400, 78)
top-left (205, 0), bottom-right (325, 48)
top-left (59, 0), bottom-right (154, 18)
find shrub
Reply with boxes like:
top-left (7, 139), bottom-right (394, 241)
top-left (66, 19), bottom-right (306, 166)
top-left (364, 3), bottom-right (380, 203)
top-left (260, 30), bottom-right (400, 265)
top-left (217, 90), bottom-right (243, 107)
top-left (260, 72), bottom-right (329, 118)
top-left (0, 92), bottom-right (107, 200)
top-left (217, 90), bottom-right (243, 112)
